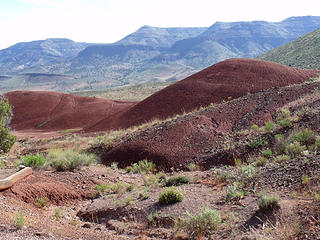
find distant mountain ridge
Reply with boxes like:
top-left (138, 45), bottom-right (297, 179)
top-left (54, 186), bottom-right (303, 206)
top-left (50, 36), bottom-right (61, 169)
top-left (1, 16), bottom-right (320, 93)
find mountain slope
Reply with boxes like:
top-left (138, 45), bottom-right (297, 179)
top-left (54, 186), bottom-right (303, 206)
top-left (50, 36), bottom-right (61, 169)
top-left (115, 25), bottom-right (207, 48)
top-left (157, 16), bottom-right (320, 68)
top-left (0, 38), bottom-right (90, 75)
top-left (259, 28), bottom-right (320, 69)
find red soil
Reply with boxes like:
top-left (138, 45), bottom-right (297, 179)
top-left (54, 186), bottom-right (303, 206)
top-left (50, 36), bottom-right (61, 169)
top-left (5, 91), bottom-right (136, 132)
top-left (100, 81), bottom-right (320, 170)
top-left (5, 59), bottom-right (319, 135)
top-left (86, 58), bottom-right (319, 131)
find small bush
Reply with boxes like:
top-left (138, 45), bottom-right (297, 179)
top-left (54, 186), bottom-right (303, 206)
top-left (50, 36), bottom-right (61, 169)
top-left (187, 162), bottom-right (200, 171)
top-left (0, 98), bottom-right (17, 153)
top-left (147, 211), bottom-right (160, 226)
top-left (14, 211), bottom-right (25, 229)
top-left (251, 124), bottom-right (259, 132)
top-left (249, 137), bottom-right (268, 149)
top-left (110, 162), bottom-right (118, 170)
top-left (285, 141), bottom-right (306, 158)
top-left (22, 154), bottom-right (46, 169)
top-left (293, 128), bottom-right (316, 146)
top-left (261, 149), bottom-right (273, 158)
top-left (264, 121), bottom-right (274, 132)
top-left (94, 183), bottom-right (111, 196)
top-left (34, 197), bottom-right (48, 208)
top-left (129, 159), bottom-right (157, 174)
top-left (165, 175), bottom-right (190, 187)
top-left (274, 155), bottom-right (291, 163)
top-left (226, 182), bottom-right (244, 202)
top-left (258, 195), bottom-right (280, 211)
top-left (234, 158), bottom-right (242, 168)
top-left (159, 187), bottom-right (183, 205)
top-left (184, 206), bottom-right (221, 237)
top-left (47, 149), bottom-right (96, 171)
top-left (240, 164), bottom-right (256, 183)
top-left (274, 134), bottom-right (286, 154)
top-left (254, 157), bottom-right (267, 167)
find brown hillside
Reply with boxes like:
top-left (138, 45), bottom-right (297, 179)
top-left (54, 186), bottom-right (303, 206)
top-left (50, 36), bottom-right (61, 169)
top-left (99, 80), bottom-right (320, 171)
top-left (5, 91), bottom-right (136, 131)
top-left (86, 58), bottom-right (319, 131)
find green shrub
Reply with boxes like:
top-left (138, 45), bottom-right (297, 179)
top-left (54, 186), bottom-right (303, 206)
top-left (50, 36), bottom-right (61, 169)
top-left (47, 149), bottom-right (96, 171)
top-left (302, 175), bottom-right (310, 185)
top-left (276, 108), bottom-right (291, 128)
top-left (261, 149), bottom-right (273, 158)
top-left (274, 155), bottom-right (291, 163)
top-left (285, 141), bottom-right (306, 158)
top-left (110, 162), bottom-right (118, 170)
top-left (249, 137), bottom-right (268, 149)
top-left (187, 162), bottom-right (200, 171)
top-left (0, 98), bottom-right (16, 153)
top-left (251, 124), bottom-right (259, 132)
top-left (226, 182), bottom-right (244, 202)
top-left (234, 158), bottom-right (242, 168)
top-left (14, 211), bottom-right (25, 229)
top-left (184, 206), bottom-right (221, 237)
top-left (240, 164), bottom-right (256, 183)
top-left (293, 128), bottom-right (316, 146)
top-left (129, 159), bottom-right (157, 174)
top-left (274, 134), bottom-right (286, 154)
top-left (258, 195), bottom-right (280, 211)
top-left (94, 183), bottom-right (111, 196)
top-left (264, 121), bottom-right (274, 132)
top-left (34, 197), bottom-right (48, 208)
top-left (111, 181), bottom-right (133, 194)
top-left (159, 187), bottom-right (183, 205)
top-left (254, 157), bottom-right (267, 167)
top-left (165, 175), bottom-right (190, 187)
top-left (147, 211), bottom-right (160, 226)
top-left (22, 154), bottom-right (46, 169)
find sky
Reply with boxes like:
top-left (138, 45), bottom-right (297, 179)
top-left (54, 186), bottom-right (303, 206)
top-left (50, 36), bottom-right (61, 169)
top-left (0, 0), bottom-right (320, 49)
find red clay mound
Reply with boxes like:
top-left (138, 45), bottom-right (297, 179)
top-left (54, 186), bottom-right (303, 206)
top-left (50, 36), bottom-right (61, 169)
top-left (5, 91), bottom-right (136, 131)
top-left (100, 81), bottom-right (320, 171)
top-left (86, 58), bottom-right (318, 131)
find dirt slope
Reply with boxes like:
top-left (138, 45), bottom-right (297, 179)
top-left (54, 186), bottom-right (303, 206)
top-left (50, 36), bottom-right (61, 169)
top-left (5, 91), bottom-right (136, 131)
top-left (86, 58), bottom-right (318, 131)
top-left (6, 59), bottom-right (318, 133)
top-left (99, 80), bottom-right (320, 170)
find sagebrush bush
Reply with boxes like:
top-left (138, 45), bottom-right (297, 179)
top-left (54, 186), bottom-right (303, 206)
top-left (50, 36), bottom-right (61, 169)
top-left (165, 175), bottom-right (190, 187)
top-left (47, 149), bottom-right (96, 171)
top-left (22, 154), bottom-right (46, 169)
top-left (264, 121), bottom-right (274, 132)
top-left (184, 206), bottom-right (221, 237)
top-left (274, 134), bottom-right (286, 154)
top-left (249, 137), bottom-right (268, 149)
top-left (274, 154), bottom-right (291, 163)
top-left (285, 141), bottom-right (306, 158)
top-left (159, 187), bottom-right (183, 205)
top-left (293, 128), bottom-right (316, 146)
top-left (254, 157), bottom-right (267, 167)
top-left (0, 98), bottom-right (16, 153)
top-left (226, 182), bottom-right (244, 202)
top-left (14, 211), bottom-right (25, 229)
top-left (258, 195), bottom-right (280, 211)
top-left (127, 159), bottom-right (157, 174)
top-left (251, 124), bottom-right (259, 132)
top-left (261, 149), bottom-right (273, 158)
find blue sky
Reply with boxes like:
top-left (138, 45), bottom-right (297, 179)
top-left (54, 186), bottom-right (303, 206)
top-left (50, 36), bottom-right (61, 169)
top-left (1, 0), bottom-right (320, 49)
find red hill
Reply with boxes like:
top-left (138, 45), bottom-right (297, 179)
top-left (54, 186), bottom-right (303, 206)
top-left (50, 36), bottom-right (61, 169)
top-left (5, 91), bottom-right (135, 131)
top-left (86, 58), bottom-right (318, 131)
